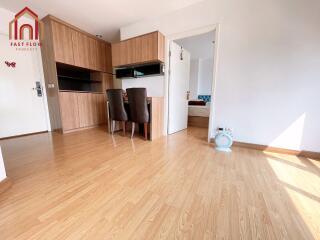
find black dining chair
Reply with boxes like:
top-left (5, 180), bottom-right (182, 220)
top-left (106, 89), bottom-right (128, 136)
top-left (126, 88), bottom-right (149, 140)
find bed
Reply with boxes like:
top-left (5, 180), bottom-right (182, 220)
top-left (188, 104), bottom-right (210, 117)
top-left (188, 97), bottom-right (211, 128)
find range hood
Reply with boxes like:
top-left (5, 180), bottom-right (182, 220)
top-left (116, 63), bottom-right (164, 79)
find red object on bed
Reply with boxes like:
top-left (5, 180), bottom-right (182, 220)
top-left (188, 100), bottom-right (206, 106)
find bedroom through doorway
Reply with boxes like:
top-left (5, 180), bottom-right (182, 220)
top-left (168, 30), bottom-right (215, 137)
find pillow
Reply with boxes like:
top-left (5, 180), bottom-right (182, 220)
top-left (198, 95), bottom-right (211, 103)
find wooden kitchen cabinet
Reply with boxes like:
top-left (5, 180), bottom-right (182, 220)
top-left (112, 31), bottom-right (165, 67)
top-left (41, 15), bottom-right (111, 133)
top-left (43, 15), bottom-right (112, 72)
top-left (78, 93), bottom-right (106, 127)
top-left (77, 93), bottom-right (93, 128)
top-left (51, 21), bottom-right (74, 65)
top-left (97, 41), bottom-right (106, 72)
top-left (89, 38), bottom-right (99, 71)
top-left (105, 43), bottom-right (112, 73)
top-left (140, 32), bottom-right (157, 63)
top-left (92, 93), bottom-right (107, 124)
top-left (102, 73), bottom-right (113, 91)
top-left (72, 32), bottom-right (110, 72)
top-left (90, 72), bottom-right (113, 93)
top-left (72, 31), bottom-right (91, 69)
top-left (59, 92), bottom-right (106, 132)
top-left (96, 40), bottom-right (112, 73)
top-left (59, 92), bottom-right (80, 131)
top-left (111, 42), bottom-right (121, 67)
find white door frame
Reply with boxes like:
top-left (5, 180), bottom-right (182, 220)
top-left (0, 32), bottom-right (51, 133)
top-left (164, 24), bottom-right (220, 142)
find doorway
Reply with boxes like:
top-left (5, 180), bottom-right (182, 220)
top-left (167, 28), bottom-right (217, 140)
top-left (0, 33), bottom-right (49, 138)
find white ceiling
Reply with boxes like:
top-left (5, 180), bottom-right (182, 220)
top-left (0, 0), bottom-right (205, 42)
top-left (174, 31), bottom-right (215, 60)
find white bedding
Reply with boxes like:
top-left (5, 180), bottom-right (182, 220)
top-left (188, 104), bottom-right (210, 117)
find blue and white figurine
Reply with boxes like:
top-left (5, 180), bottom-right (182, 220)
top-left (214, 128), bottom-right (233, 152)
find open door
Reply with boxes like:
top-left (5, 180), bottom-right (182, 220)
top-left (0, 33), bottom-right (48, 138)
top-left (168, 41), bottom-right (191, 134)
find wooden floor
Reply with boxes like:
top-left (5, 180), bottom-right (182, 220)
top-left (0, 127), bottom-right (319, 240)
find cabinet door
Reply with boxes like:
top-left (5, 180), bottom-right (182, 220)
top-left (105, 43), bottom-right (112, 73)
top-left (119, 41), bottom-right (128, 66)
top-left (51, 21), bottom-right (74, 65)
top-left (59, 92), bottom-right (80, 131)
top-left (123, 40), bottom-right (136, 66)
top-left (133, 37), bottom-right (142, 64)
top-left (140, 32), bottom-right (158, 63)
top-left (89, 38), bottom-right (99, 71)
top-left (103, 73), bottom-right (113, 91)
top-left (97, 41), bottom-right (106, 72)
top-left (111, 42), bottom-right (121, 67)
top-left (91, 94), bottom-right (99, 125)
top-left (77, 93), bottom-right (94, 127)
top-left (97, 41), bottom-right (112, 73)
top-left (93, 94), bottom-right (106, 124)
top-left (72, 31), bottom-right (90, 69)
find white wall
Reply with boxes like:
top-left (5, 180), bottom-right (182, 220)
top-left (0, 147), bottom-right (7, 181)
top-left (198, 58), bottom-right (213, 95)
top-left (121, 75), bottom-right (164, 97)
top-left (189, 59), bottom-right (199, 99)
top-left (0, 8), bottom-right (16, 34)
top-left (120, 0), bottom-right (320, 152)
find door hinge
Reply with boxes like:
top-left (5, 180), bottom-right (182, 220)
top-left (169, 51), bottom-right (171, 57)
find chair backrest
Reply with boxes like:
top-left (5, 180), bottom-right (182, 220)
top-left (106, 89), bottom-right (128, 121)
top-left (126, 88), bottom-right (149, 123)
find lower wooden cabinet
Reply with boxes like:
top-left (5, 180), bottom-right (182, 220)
top-left (59, 91), bottom-right (106, 132)
top-left (59, 92), bottom-right (80, 131)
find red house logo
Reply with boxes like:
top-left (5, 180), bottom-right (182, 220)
top-left (9, 7), bottom-right (43, 41)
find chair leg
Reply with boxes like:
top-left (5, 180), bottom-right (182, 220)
top-left (122, 121), bottom-right (126, 136)
top-left (131, 122), bottom-right (135, 139)
top-left (144, 123), bottom-right (148, 140)
top-left (111, 120), bottom-right (115, 135)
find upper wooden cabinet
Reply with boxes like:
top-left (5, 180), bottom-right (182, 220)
top-left (42, 15), bottom-right (112, 73)
top-left (105, 43), bottom-right (112, 73)
top-left (89, 37), bottom-right (99, 71)
top-left (112, 31), bottom-right (165, 67)
top-left (72, 30), bottom-right (90, 69)
top-left (51, 21), bottom-right (74, 65)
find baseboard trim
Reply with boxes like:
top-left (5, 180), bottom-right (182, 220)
top-left (62, 124), bottom-right (107, 134)
top-left (210, 138), bottom-right (320, 160)
top-left (233, 141), bottom-right (320, 159)
top-left (0, 131), bottom-right (48, 140)
top-left (0, 178), bottom-right (12, 195)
